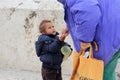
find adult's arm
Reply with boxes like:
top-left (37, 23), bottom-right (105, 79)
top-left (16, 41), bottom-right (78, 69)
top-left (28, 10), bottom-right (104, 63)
top-left (69, 0), bottom-right (101, 42)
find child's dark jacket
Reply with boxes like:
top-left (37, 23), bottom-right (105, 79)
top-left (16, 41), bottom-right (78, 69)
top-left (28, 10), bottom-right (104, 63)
top-left (35, 33), bottom-right (70, 69)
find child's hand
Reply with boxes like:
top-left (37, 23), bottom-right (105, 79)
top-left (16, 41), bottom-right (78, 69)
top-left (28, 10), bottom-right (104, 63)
top-left (59, 33), bottom-right (66, 41)
top-left (61, 27), bottom-right (69, 37)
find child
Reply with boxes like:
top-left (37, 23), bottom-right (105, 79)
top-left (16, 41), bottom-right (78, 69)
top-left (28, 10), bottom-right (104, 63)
top-left (35, 20), bottom-right (72, 80)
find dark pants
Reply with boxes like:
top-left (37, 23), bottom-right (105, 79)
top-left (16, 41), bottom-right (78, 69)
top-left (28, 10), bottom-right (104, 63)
top-left (41, 66), bottom-right (62, 80)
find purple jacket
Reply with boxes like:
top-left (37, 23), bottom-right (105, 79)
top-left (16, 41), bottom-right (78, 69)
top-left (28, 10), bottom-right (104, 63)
top-left (58, 0), bottom-right (120, 66)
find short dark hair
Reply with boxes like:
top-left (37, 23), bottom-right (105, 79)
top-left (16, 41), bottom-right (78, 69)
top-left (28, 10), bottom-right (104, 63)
top-left (39, 20), bottom-right (51, 33)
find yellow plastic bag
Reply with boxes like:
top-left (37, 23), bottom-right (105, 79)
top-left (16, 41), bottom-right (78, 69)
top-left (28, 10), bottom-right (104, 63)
top-left (71, 43), bottom-right (104, 80)
top-left (71, 51), bottom-right (80, 80)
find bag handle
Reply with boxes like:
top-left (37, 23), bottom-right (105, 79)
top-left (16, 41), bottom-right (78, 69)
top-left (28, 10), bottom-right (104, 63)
top-left (79, 41), bottom-right (98, 58)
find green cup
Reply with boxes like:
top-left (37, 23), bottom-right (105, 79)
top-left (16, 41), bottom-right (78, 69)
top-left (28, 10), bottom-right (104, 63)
top-left (61, 46), bottom-right (72, 60)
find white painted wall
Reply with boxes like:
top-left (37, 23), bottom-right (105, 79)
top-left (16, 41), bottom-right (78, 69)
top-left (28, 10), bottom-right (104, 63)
top-left (0, 0), bottom-right (73, 75)
top-left (0, 0), bottom-right (119, 77)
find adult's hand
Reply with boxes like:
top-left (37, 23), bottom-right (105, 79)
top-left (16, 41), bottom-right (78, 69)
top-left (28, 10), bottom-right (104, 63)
top-left (80, 42), bottom-right (91, 50)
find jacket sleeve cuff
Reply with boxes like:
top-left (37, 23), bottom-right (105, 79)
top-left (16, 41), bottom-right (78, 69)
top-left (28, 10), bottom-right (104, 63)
top-left (55, 38), bottom-right (64, 45)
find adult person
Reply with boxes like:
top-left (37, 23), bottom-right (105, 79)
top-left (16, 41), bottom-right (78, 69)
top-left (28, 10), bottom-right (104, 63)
top-left (57, 0), bottom-right (120, 80)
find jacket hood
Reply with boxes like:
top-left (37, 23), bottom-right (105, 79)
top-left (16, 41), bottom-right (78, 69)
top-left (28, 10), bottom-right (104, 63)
top-left (42, 32), bottom-right (59, 38)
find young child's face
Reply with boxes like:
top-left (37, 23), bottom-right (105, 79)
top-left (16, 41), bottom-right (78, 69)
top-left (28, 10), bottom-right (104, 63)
top-left (44, 22), bottom-right (56, 35)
